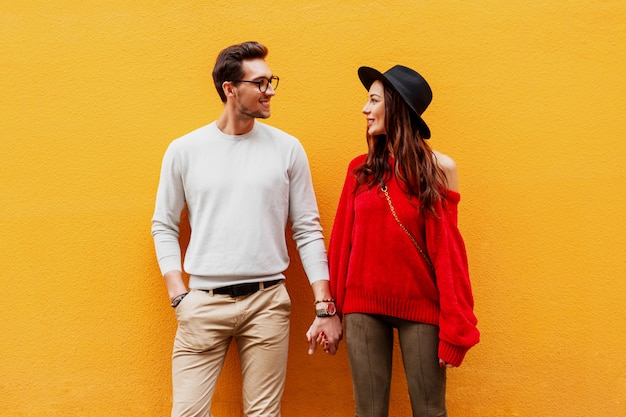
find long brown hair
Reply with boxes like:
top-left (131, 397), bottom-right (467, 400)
top-left (355, 81), bottom-right (447, 213)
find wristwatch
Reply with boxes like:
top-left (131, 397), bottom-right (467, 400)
top-left (315, 302), bottom-right (337, 317)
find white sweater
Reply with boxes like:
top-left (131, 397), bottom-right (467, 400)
top-left (151, 121), bottom-right (329, 290)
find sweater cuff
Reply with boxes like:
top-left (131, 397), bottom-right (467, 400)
top-left (158, 255), bottom-right (182, 277)
top-left (438, 340), bottom-right (469, 367)
top-left (298, 238), bottom-right (330, 284)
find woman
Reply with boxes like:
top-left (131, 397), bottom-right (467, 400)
top-left (327, 65), bottom-right (480, 417)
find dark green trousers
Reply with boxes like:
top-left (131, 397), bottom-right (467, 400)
top-left (345, 313), bottom-right (447, 417)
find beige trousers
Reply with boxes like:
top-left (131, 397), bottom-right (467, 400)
top-left (171, 282), bottom-right (291, 417)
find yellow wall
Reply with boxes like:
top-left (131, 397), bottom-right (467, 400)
top-left (1, 1), bottom-right (625, 416)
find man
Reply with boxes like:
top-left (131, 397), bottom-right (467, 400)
top-left (151, 41), bottom-right (342, 417)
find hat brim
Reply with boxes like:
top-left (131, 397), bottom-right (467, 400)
top-left (357, 66), bottom-right (431, 139)
top-left (358, 66), bottom-right (385, 91)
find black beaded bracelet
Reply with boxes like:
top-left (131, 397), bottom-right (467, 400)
top-left (171, 292), bottom-right (188, 308)
top-left (314, 298), bottom-right (335, 305)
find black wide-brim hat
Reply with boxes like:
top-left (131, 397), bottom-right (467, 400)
top-left (358, 65), bottom-right (432, 139)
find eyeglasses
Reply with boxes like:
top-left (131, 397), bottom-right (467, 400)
top-left (231, 76), bottom-right (279, 93)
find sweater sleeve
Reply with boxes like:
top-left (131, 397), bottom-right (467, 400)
top-left (328, 156), bottom-right (362, 316)
top-left (426, 191), bottom-right (480, 366)
top-left (288, 141), bottom-right (329, 284)
top-left (151, 143), bottom-right (185, 276)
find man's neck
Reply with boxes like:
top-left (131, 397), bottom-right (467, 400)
top-left (216, 111), bottom-right (255, 135)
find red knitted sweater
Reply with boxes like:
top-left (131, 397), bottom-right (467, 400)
top-left (328, 155), bottom-right (479, 367)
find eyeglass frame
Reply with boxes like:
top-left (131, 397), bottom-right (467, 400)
top-left (229, 76), bottom-right (279, 93)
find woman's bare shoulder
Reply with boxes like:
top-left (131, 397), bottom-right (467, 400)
top-left (432, 150), bottom-right (459, 192)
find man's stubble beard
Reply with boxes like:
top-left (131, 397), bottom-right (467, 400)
top-left (237, 96), bottom-right (270, 120)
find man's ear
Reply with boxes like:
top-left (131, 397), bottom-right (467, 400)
top-left (222, 81), bottom-right (235, 98)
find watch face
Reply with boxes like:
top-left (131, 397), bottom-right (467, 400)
top-left (316, 302), bottom-right (337, 317)
top-left (327, 303), bottom-right (336, 315)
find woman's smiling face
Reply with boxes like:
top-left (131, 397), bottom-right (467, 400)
top-left (362, 80), bottom-right (386, 136)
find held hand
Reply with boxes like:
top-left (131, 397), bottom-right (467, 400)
top-left (306, 315), bottom-right (343, 355)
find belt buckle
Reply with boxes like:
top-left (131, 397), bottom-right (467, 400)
top-left (229, 282), bottom-right (257, 297)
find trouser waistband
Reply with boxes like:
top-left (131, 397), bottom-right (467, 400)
top-left (202, 279), bottom-right (282, 297)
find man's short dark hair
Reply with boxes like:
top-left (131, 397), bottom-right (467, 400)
top-left (212, 41), bottom-right (269, 103)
